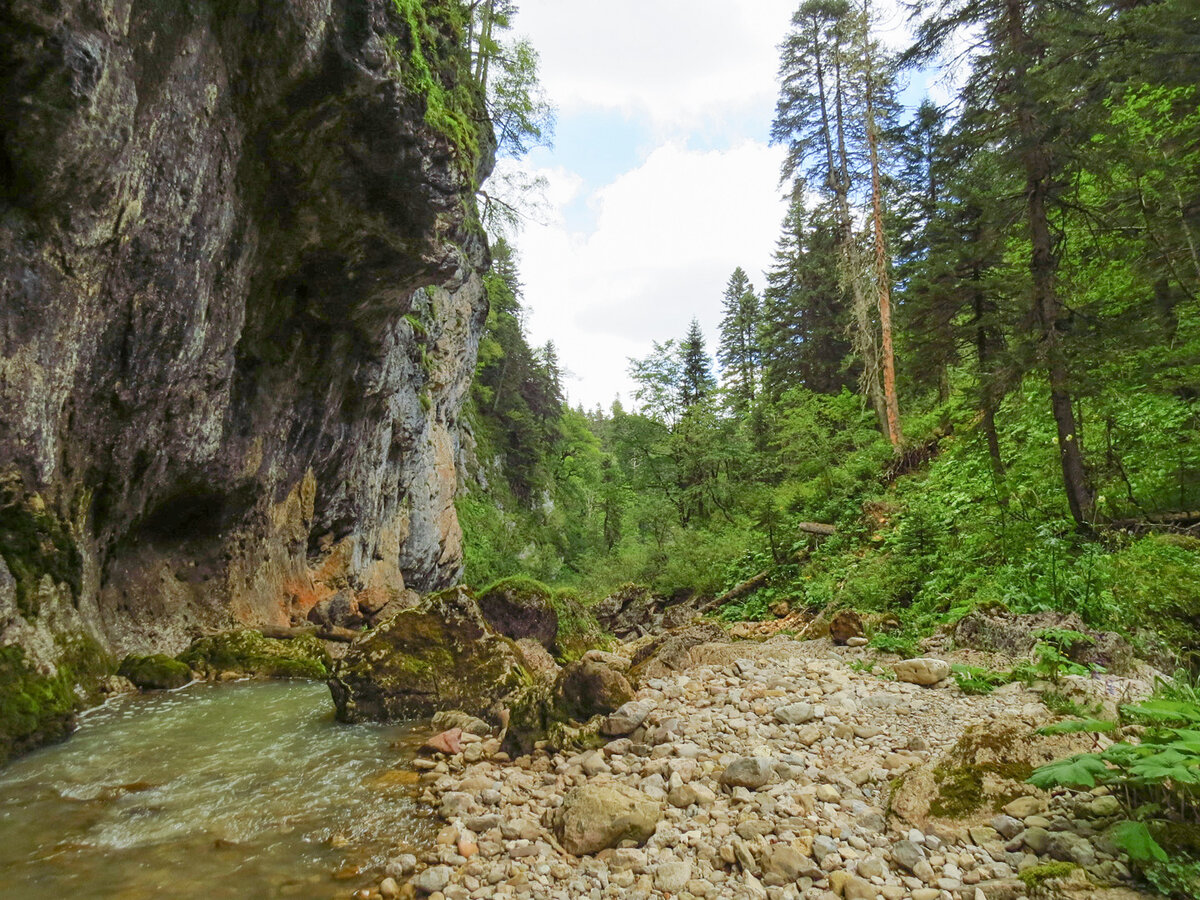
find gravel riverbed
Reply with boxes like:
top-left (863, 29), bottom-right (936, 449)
top-left (360, 637), bottom-right (1161, 900)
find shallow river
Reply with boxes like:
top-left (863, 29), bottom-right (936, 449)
top-left (0, 680), bottom-right (435, 899)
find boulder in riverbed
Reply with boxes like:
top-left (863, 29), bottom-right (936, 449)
top-left (117, 654), bottom-right (192, 690)
top-left (179, 630), bottom-right (330, 679)
top-left (554, 782), bottom-right (662, 855)
top-left (829, 609), bottom-right (864, 644)
top-left (554, 657), bottom-right (633, 720)
top-left (477, 577), bottom-right (558, 652)
top-left (892, 657), bottom-right (951, 685)
top-left (327, 587), bottom-right (534, 725)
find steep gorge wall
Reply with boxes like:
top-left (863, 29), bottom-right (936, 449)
top-left (0, 0), bottom-right (493, 685)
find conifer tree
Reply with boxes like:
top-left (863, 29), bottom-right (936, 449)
top-left (717, 267), bottom-right (763, 413)
top-left (679, 319), bottom-right (716, 410)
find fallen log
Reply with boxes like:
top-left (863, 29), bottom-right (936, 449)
top-left (698, 570), bottom-right (769, 613)
top-left (797, 522), bottom-right (837, 536)
top-left (259, 624), bottom-right (319, 640)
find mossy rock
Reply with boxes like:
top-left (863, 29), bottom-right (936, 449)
top-left (891, 723), bottom-right (1093, 829)
top-left (0, 635), bottom-right (113, 764)
top-left (118, 654), bottom-right (191, 690)
top-left (554, 657), bottom-right (633, 721)
top-left (550, 588), bottom-right (609, 663)
top-left (477, 576), bottom-right (558, 652)
top-left (179, 630), bottom-right (330, 679)
top-left (328, 586), bottom-right (538, 726)
top-left (1019, 861), bottom-right (1079, 895)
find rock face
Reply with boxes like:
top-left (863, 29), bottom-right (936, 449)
top-left (327, 587), bottom-right (532, 724)
top-left (0, 1), bottom-right (492, 750)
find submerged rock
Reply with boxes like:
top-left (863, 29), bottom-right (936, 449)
top-left (327, 587), bottom-right (534, 725)
top-left (117, 654), bottom-right (191, 691)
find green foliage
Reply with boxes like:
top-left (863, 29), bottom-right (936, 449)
top-left (385, 0), bottom-right (484, 171)
top-left (1018, 861), bottom-right (1079, 893)
top-left (950, 663), bottom-right (1008, 695)
top-left (1028, 687), bottom-right (1200, 896)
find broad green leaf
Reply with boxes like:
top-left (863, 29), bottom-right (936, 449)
top-left (1108, 821), bottom-right (1168, 864)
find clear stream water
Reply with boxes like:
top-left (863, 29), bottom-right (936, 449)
top-left (0, 680), bottom-right (436, 899)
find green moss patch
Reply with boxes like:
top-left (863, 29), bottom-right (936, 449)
top-left (118, 654), bottom-right (192, 690)
top-left (179, 630), bottom-right (330, 679)
top-left (1019, 861), bottom-right (1079, 893)
top-left (385, 0), bottom-right (486, 173)
top-left (0, 635), bottom-right (113, 764)
top-left (550, 588), bottom-right (609, 663)
top-left (929, 727), bottom-right (1035, 819)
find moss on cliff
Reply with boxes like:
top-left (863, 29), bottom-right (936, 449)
top-left (386, 0), bottom-right (487, 173)
top-left (0, 635), bottom-right (113, 764)
top-left (0, 480), bottom-right (83, 619)
top-left (179, 630), bottom-right (330, 679)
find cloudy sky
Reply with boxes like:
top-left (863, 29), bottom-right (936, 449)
top-left (499, 1), bottom-right (926, 411)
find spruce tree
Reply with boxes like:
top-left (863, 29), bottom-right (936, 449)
top-left (717, 267), bottom-right (762, 413)
top-left (679, 319), bottom-right (716, 410)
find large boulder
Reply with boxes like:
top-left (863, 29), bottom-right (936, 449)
top-left (829, 609), bottom-right (864, 645)
top-left (890, 723), bottom-right (1093, 830)
top-left (306, 592), bottom-right (365, 631)
top-left (592, 583), bottom-right (708, 639)
top-left (327, 587), bottom-right (535, 725)
top-left (555, 658), bottom-right (634, 721)
top-left (627, 622), bottom-right (727, 684)
top-left (954, 610), bottom-right (1134, 673)
top-left (554, 783), bottom-right (662, 855)
top-left (892, 657), bottom-right (951, 686)
top-left (477, 577), bottom-right (559, 652)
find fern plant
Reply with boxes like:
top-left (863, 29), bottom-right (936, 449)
top-left (1028, 691), bottom-right (1200, 898)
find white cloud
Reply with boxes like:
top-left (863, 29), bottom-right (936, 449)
top-left (515, 0), bottom-right (920, 135)
top-left (513, 141), bottom-right (788, 410)
top-left (515, 1), bottom-right (797, 134)
top-left (492, 0), bottom-right (938, 410)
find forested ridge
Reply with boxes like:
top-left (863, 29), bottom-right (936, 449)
top-left (460, 0), bottom-right (1200, 661)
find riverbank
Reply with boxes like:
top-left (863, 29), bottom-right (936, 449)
top-left (374, 635), bottom-right (1162, 900)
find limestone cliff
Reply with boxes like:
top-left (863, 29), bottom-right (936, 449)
top-left (0, 0), bottom-right (493, 734)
